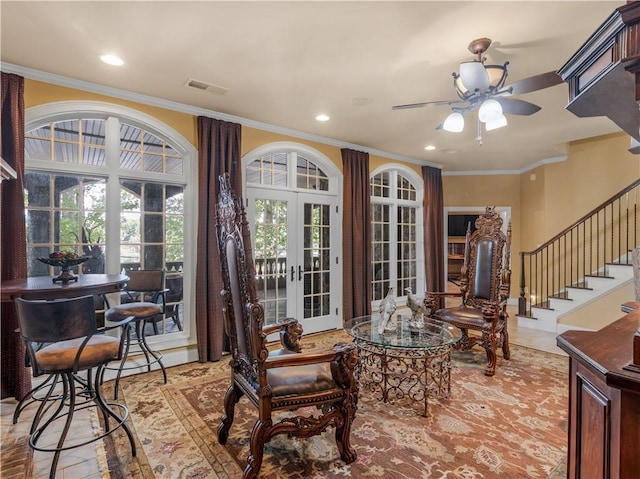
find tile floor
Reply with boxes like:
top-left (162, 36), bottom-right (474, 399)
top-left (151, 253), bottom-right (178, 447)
top-left (1, 382), bottom-right (111, 479)
top-left (1, 305), bottom-right (565, 479)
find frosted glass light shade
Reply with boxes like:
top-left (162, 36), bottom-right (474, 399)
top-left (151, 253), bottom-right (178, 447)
top-left (485, 114), bottom-right (508, 131)
top-left (478, 99), bottom-right (503, 123)
top-left (459, 62), bottom-right (490, 93)
top-left (443, 112), bottom-right (464, 132)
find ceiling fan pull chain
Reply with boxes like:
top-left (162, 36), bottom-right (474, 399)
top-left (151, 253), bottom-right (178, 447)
top-left (476, 118), bottom-right (483, 146)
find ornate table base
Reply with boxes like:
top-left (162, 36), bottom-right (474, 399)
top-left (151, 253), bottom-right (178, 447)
top-left (353, 338), bottom-right (454, 417)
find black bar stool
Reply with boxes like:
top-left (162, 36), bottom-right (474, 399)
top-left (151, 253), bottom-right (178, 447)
top-left (105, 270), bottom-right (168, 399)
top-left (15, 295), bottom-right (136, 478)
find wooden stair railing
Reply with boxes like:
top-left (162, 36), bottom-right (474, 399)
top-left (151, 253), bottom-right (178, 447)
top-left (519, 179), bottom-right (640, 319)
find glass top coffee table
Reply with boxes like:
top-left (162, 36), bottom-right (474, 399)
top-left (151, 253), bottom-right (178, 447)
top-left (344, 314), bottom-right (462, 416)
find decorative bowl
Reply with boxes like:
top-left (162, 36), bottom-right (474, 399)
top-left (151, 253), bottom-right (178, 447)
top-left (37, 256), bottom-right (91, 283)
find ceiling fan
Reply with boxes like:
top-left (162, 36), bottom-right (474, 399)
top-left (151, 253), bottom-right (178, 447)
top-left (392, 38), bottom-right (564, 138)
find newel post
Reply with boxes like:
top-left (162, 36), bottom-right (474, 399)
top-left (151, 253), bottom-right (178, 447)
top-left (518, 251), bottom-right (526, 315)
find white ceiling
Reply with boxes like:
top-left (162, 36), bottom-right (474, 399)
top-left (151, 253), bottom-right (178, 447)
top-left (0, 1), bottom-right (626, 172)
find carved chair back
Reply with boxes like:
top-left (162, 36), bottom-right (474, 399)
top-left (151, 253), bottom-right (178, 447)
top-left (217, 175), bottom-right (269, 389)
top-left (459, 207), bottom-right (511, 310)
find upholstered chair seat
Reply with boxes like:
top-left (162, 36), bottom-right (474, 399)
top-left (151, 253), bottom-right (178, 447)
top-left (106, 302), bottom-right (163, 321)
top-left (34, 335), bottom-right (122, 372)
top-left (266, 363), bottom-right (338, 397)
top-left (434, 305), bottom-right (490, 328)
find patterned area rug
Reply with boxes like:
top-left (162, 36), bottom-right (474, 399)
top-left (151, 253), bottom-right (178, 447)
top-left (104, 330), bottom-right (569, 479)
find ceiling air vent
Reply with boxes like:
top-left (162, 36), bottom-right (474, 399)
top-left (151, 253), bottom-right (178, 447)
top-left (185, 78), bottom-right (229, 95)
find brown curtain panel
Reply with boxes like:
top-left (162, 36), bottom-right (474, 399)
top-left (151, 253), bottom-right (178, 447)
top-left (1, 72), bottom-right (31, 400)
top-left (342, 148), bottom-right (372, 321)
top-left (195, 116), bottom-right (241, 362)
top-left (422, 165), bottom-right (445, 308)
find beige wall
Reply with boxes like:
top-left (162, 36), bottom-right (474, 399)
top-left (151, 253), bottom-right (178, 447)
top-left (542, 133), bottom-right (639, 238)
top-left (518, 132), bottom-right (639, 255)
top-left (23, 79), bottom-right (640, 303)
top-left (443, 174), bottom-right (522, 296)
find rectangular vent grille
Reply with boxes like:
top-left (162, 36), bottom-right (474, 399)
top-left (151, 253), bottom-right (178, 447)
top-left (185, 79), bottom-right (228, 95)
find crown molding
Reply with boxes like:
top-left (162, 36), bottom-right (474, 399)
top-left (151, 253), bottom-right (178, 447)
top-left (2, 63), bottom-right (571, 175)
top-left (2, 62), bottom-right (442, 169)
top-left (442, 155), bottom-right (567, 176)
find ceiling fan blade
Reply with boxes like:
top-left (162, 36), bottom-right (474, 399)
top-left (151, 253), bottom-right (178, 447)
top-left (507, 71), bottom-right (563, 95)
top-left (392, 99), bottom-right (462, 110)
top-left (496, 97), bottom-right (541, 116)
top-left (392, 102), bottom-right (429, 110)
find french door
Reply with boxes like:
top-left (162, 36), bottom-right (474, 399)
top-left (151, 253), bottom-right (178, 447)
top-left (246, 188), bottom-right (340, 334)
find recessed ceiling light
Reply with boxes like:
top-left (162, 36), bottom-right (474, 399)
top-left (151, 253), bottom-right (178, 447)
top-left (351, 97), bottom-right (372, 106)
top-left (424, 145), bottom-right (436, 151)
top-left (100, 54), bottom-right (124, 66)
top-left (315, 114), bottom-right (330, 122)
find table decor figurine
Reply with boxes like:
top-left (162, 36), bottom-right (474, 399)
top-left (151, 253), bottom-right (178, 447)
top-left (378, 287), bottom-right (397, 334)
top-left (37, 251), bottom-right (90, 283)
top-left (405, 287), bottom-right (426, 328)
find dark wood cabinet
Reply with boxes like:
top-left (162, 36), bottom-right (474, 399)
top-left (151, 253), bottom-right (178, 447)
top-left (558, 2), bottom-right (640, 148)
top-left (557, 306), bottom-right (640, 479)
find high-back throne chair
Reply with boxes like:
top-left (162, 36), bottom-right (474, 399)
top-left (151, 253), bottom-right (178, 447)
top-left (424, 207), bottom-right (511, 376)
top-left (215, 175), bottom-right (359, 479)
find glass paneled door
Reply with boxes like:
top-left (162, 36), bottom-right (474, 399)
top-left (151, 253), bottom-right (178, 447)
top-left (247, 189), bottom-right (339, 334)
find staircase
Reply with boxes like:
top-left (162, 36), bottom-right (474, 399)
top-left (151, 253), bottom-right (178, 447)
top-left (517, 179), bottom-right (640, 333)
top-left (517, 260), bottom-right (634, 333)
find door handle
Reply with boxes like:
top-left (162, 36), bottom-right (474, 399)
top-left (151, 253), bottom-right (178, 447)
top-left (298, 265), bottom-right (303, 281)
top-left (291, 266), bottom-right (295, 281)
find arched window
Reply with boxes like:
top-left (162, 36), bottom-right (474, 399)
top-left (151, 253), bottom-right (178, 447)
top-left (23, 102), bottom-right (196, 345)
top-left (370, 166), bottom-right (424, 303)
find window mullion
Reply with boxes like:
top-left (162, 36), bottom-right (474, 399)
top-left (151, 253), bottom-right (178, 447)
top-left (289, 151), bottom-right (297, 189)
top-left (104, 116), bottom-right (121, 274)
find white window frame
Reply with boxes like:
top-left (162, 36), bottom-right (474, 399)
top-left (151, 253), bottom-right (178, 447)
top-left (24, 101), bottom-right (198, 357)
top-left (370, 164), bottom-right (425, 309)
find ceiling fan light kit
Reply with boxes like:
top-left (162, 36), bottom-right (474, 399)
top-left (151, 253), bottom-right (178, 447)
top-left (443, 112), bottom-right (465, 132)
top-left (485, 114), bottom-right (508, 131)
top-left (457, 61), bottom-right (491, 94)
top-left (478, 98), bottom-right (503, 123)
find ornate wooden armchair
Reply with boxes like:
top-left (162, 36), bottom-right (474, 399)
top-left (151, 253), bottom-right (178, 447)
top-left (215, 174), bottom-right (359, 479)
top-left (424, 207), bottom-right (511, 376)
